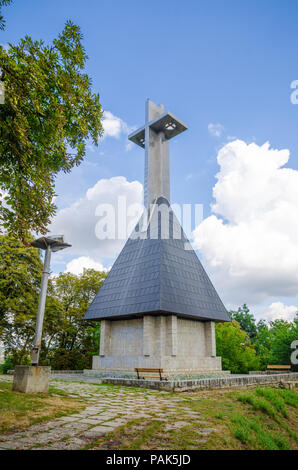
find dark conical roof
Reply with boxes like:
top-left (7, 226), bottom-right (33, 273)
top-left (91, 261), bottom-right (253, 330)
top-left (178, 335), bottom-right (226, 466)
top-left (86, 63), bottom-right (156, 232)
top-left (84, 197), bottom-right (230, 322)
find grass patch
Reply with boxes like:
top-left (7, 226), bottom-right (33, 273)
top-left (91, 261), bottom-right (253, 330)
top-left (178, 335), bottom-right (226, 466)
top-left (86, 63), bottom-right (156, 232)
top-left (230, 413), bottom-right (290, 450)
top-left (0, 381), bottom-right (86, 433)
top-left (237, 392), bottom-right (279, 421)
top-left (255, 387), bottom-right (289, 418)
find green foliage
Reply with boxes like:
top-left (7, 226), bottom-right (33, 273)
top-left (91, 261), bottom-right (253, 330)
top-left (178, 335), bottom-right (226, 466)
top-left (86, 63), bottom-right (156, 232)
top-left (230, 304), bottom-right (257, 340)
top-left (215, 320), bottom-right (260, 373)
top-left (268, 318), bottom-right (298, 370)
top-left (253, 320), bottom-right (272, 369)
top-left (0, 0), bottom-right (12, 31)
top-left (0, 234), bottom-right (106, 370)
top-left (0, 355), bottom-right (13, 374)
top-left (0, 235), bottom-right (43, 363)
top-left (48, 348), bottom-right (92, 370)
top-left (41, 269), bottom-right (106, 369)
top-left (0, 21), bottom-right (103, 241)
top-left (227, 306), bottom-right (298, 371)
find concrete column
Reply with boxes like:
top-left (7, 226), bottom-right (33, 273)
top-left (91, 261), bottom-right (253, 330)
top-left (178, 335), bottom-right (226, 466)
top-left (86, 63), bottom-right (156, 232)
top-left (205, 321), bottom-right (216, 357)
top-left (170, 315), bottom-right (177, 356)
top-left (100, 320), bottom-right (111, 356)
top-left (143, 315), bottom-right (154, 356)
top-left (145, 100), bottom-right (170, 209)
top-left (157, 316), bottom-right (166, 356)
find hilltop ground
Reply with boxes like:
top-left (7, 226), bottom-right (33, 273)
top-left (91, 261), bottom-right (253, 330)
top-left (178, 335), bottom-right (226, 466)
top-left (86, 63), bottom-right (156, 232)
top-left (0, 375), bottom-right (297, 450)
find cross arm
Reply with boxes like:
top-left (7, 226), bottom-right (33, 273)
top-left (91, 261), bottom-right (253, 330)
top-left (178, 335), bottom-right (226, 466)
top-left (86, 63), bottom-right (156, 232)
top-left (128, 111), bottom-right (188, 148)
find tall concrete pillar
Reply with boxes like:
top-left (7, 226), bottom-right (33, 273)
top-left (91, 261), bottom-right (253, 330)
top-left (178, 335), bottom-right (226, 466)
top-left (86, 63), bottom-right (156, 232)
top-left (170, 315), bottom-right (177, 356)
top-left (143, 315), bottom-right (154, 356)
top-left (205, 321), bottom-right (216, 357)
top-left (157, 316), bottom-right (166, 356)
top-left (99, 320), bottom-right (111, 357)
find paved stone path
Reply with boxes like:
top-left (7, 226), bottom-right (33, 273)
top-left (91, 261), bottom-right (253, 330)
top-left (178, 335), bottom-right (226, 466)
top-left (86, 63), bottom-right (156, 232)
top-left (0, 375), bottom-right (217, 450)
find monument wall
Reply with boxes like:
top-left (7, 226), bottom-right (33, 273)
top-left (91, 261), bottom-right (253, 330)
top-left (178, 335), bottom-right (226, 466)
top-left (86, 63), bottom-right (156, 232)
top-left (92, 315), bottom-right (221, 375)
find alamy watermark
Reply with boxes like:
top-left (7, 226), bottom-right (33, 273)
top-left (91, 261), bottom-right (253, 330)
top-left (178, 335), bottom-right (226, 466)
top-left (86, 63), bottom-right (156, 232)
top-left (290, 80), bottom-right (298, 104)
top-left (94, 196), bottom-right (203, 245)
top-left (291, 340), bottom-right (298, 365)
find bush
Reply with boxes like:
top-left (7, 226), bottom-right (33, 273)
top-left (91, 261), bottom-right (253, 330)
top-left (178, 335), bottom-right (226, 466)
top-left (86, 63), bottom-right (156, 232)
top-left (47, 349), bottom-right (92, 370)
top-left (216, 321), bottom-right (260, 373)
top-left (0, 356), bottom-right (14, 374)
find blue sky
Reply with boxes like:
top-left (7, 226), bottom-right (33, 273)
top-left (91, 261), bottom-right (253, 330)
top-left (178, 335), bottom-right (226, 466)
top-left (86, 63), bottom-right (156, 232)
top-left (2, 0), bottom-right (298, 321)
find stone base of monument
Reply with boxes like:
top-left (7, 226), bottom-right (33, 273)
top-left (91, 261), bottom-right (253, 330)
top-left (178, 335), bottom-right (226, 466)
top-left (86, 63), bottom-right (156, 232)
top-left (13, 365), bottom-right (51, 394)
top-left (90, 315), bottom-right (224, 378)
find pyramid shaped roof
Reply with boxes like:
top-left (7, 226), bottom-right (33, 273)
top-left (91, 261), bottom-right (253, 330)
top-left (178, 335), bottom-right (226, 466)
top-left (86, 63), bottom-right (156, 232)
top-left (84, 197), bottom-right (230, 323)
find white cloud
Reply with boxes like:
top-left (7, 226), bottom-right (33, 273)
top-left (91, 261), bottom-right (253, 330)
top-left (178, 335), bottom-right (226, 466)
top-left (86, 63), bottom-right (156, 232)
top-left (49, 176), bottom-right (143, 260)
top-left (65, 256), bottom-right (107, 275)
top-left (264, 302), bottom-right (298, 322)
top-left (102, 111), bottom-right (134, 139)
top-left (101, 111), bottom-right (136, 151)
top-left (208, 122), bottom-right (224, 137)
top-left (192, 139), bottom-right (298, 305)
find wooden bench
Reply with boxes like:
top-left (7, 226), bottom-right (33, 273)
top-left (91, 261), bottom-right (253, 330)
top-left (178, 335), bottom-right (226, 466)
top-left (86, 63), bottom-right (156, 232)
top-left (267, 365), bottom-right (291, 372)
top-left (135, 368), bottom-right (168, 381)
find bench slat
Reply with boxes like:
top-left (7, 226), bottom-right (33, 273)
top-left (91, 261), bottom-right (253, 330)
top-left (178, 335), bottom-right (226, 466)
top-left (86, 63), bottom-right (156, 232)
top-left (267, 365), bottom-right (291, 369)
top-left (134, 367), bottom-right (167, 381)
top-left (138, 375), bottom-right (167, 379)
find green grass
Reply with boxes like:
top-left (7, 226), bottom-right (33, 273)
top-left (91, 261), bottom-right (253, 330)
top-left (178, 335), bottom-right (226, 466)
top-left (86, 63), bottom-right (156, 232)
top-left (237, 392), bottom-right (280, 421)
top-left (255, 387), bottom-right (289, 418)
top-left (0, 381), bottom-right (86, 432)
top-left (230, 413), bottom-right (290, 450)
top-left (91, 387), bottom-right (298, 450)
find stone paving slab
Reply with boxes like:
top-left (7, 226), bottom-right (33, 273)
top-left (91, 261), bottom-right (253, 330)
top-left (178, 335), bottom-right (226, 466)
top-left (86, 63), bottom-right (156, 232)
top-left (0, 374), bottom-right (220, 450)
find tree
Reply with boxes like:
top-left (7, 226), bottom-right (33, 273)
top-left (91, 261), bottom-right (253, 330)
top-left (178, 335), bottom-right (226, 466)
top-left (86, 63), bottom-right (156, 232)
top-left (215, 321), bottom-right (260, 373)
top-left (229, 304), bottom-right (257, 341)
top-left (42, 269), bottom-right (107, 369)
top-left (0, 234), bottom-right (42, 363)
top-left (268, 318), bottom-right (298, 371)
top-left (253, 320), bottom-right (272, 369)
top-left (0, 0), bottom-right (12, 31)
top-left (0, 233), bottom-right (106, 369)
top-left (0, 21), bottom-right (103, 241)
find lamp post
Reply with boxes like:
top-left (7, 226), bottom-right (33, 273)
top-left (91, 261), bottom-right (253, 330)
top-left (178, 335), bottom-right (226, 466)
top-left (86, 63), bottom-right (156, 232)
top-left (30, 235), bottom-right (71, 366)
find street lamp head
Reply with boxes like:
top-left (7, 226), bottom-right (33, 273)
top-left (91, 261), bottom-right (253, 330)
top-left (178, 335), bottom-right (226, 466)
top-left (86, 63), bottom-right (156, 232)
top-left (30, 235), bottom-right (71, 252)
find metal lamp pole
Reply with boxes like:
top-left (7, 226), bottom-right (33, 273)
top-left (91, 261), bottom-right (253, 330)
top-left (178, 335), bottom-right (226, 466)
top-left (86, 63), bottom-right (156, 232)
top-left (30, 235), bottom-right (71, 366)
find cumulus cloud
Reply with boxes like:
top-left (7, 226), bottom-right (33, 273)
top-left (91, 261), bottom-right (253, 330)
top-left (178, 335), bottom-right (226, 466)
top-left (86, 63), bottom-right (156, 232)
top-left (208, 123), bottom-right (224, 137)
top-left (264, 302), bottom-right (298, 322)
top-left (49, 176), bottom-right (143, 260)
top-left (192, 139), bottom-right (298, 305)
top-left (65, 256), bottom-right (107, 275)
top-left (101, 111), bottom-right (136, 151)
top-left (102, 110), bottom-right (135, 141)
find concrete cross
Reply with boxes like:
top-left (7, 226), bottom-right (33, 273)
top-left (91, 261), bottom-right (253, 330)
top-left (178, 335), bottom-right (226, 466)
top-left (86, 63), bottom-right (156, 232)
top-left (128, 99), bottom-right (187, 209)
